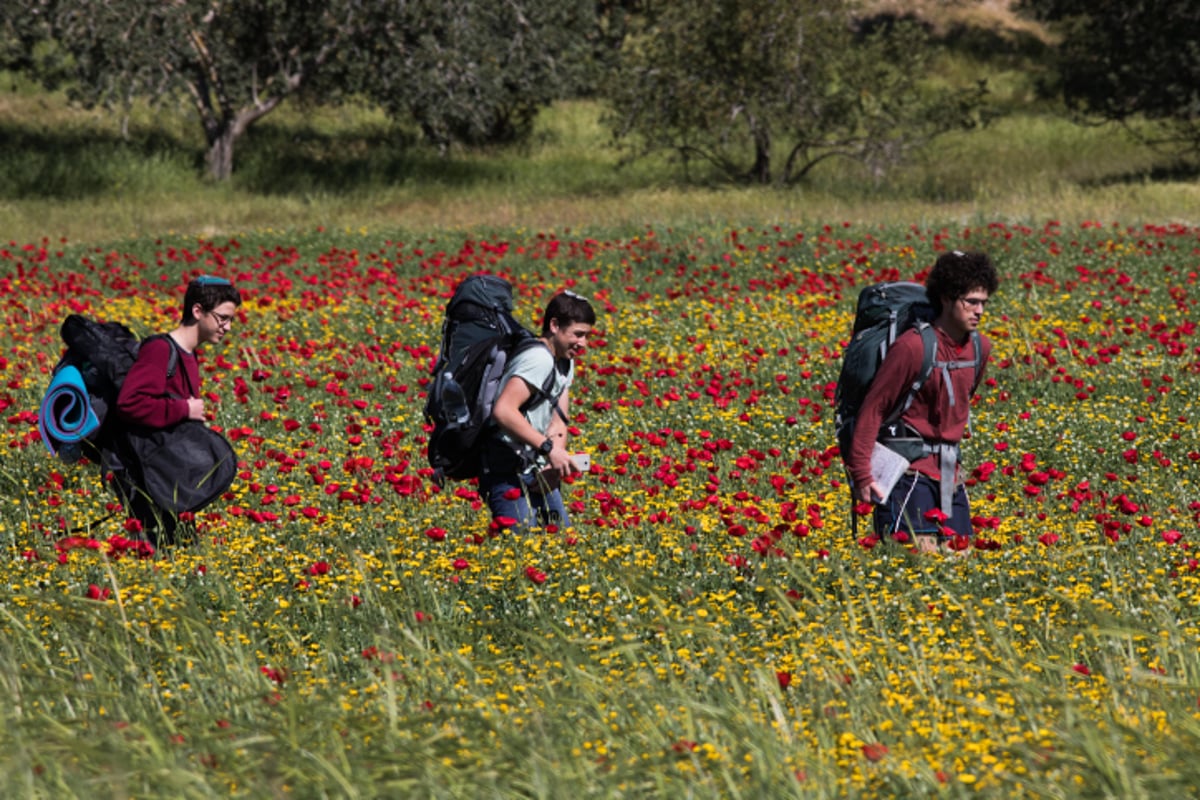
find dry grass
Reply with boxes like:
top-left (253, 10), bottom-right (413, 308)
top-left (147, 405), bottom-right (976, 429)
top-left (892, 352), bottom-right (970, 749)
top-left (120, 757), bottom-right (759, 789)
top-left (860, 0), bottom-right (1056, 41)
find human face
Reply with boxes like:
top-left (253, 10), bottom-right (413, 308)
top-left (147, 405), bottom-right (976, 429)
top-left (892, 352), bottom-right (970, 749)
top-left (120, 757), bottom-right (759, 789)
top-left (548, 320), bottom-right (592, 360)
top-left (946, 289), bottom-right (989, 339)
top-left (198, 301), bottom-right (238, 344)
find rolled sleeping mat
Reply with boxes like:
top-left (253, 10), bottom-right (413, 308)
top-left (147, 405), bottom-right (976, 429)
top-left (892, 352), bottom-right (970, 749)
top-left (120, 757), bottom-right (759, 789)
top-left (38, 364), bottom-right (100, 455)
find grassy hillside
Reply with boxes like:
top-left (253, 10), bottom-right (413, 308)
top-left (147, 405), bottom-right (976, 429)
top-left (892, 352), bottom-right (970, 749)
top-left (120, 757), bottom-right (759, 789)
top-left (1, 66), bottom-right (1197, 245)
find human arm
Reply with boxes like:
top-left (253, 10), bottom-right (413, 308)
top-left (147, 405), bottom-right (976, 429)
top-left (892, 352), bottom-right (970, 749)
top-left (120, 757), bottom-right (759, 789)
top-left (846, 332), bottom-right (924, 497)
top-left (491, 357), bottom-right (577, 475)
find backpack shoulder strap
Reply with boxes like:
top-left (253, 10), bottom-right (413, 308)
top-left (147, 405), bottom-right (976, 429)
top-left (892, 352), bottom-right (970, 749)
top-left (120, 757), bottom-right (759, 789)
top-left (515, 339), bottom-right (571, 425)
top-left (882, 322), bottom-right (937, 427)
top-left (142, 334), bottom-right (186, 396)
top-left (970, 331), bottom-right (983, 391)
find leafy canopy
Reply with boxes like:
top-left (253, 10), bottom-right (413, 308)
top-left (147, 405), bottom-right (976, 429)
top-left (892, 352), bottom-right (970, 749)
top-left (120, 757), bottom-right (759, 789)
top-left (603, 0), bottom-right (987, 185)
top-left (1021, 0), bottom-right (1200, 155)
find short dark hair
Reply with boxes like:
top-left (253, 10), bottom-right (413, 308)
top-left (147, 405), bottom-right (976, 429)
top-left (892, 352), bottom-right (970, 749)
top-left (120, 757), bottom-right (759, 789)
top-left (542, 291), bottom-right (596, 335)
top-left (182, 275), bottom-right (242, 324)
top-left (926, 250), bottom-right (998, 315)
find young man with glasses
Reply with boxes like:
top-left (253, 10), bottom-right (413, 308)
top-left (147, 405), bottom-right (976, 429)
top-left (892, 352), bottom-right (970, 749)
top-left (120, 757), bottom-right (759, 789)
top-left (114, 275), bottom-right (242, 543)
top-left (481, 291), bottom-right (595, 532)
top-left (846, 250), bottom-right (999, 554)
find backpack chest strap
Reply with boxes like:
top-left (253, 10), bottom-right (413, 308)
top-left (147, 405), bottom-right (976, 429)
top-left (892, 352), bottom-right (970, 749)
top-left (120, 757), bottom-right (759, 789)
top-left (934, 357), bottom-right (978, 407)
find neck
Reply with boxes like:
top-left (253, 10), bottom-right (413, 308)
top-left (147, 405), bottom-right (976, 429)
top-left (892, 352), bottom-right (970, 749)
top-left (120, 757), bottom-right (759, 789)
top-left (934, 315), bottom-right (970, 345)
top-left (171, 324), bottom-right (201, 353)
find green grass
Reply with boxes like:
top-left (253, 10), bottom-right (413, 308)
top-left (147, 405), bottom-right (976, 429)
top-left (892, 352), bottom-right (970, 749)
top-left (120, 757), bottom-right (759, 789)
top-left (2, 72), bottom-right (1198, 245)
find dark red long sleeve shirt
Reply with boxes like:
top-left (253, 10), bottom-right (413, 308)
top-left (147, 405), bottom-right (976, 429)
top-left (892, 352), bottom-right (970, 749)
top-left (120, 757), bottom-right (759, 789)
top-left (116, 336), bottom-right (200, 429)
top-left (847, 325), bottom-right (991, 487)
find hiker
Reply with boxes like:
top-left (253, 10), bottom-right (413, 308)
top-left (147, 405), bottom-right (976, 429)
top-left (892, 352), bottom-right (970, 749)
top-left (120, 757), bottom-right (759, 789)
top-left (479, 291), bottom-right (595, 532)
top-left (845, 250), bottom-right (998, 553)
top-left (112, 275), bottom-right (242, 543)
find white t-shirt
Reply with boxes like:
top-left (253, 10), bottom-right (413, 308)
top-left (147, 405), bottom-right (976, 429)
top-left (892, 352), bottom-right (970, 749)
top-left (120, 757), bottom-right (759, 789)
top-left (496, 343), bottom-right (572, 440)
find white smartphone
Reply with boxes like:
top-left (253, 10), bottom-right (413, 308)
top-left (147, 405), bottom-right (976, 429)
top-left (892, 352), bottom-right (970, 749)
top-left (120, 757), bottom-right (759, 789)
top-left (571, 452), bottom-right (590, 472)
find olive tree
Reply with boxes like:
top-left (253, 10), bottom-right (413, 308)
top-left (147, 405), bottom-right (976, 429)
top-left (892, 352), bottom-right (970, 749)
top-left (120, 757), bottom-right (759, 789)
top-left (1, 0), bottom-right (599, 179)
top-left (353, 0), bottom-right (597, 154)
top-left (3, 0), bottom-right (370, 180)
top-left (604, 0), bottom-right (987, 185)
top-left (1021, 0), bottom-right (1200, 155)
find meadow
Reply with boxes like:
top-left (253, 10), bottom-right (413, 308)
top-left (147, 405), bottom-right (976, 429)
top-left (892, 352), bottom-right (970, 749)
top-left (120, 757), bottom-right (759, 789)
top-left (1, 219), bottom-right (1199, 798)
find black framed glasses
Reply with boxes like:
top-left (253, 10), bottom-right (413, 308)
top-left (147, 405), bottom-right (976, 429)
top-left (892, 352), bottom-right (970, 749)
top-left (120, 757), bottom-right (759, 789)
top-left (208, 309), bottom-right (235, 328)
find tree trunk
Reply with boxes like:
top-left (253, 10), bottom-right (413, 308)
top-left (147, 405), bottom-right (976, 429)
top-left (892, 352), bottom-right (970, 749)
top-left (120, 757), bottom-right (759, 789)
top-left (747, 117), bottom-right (772, 184)
top-left (205, 124), bottom-right (237, 181)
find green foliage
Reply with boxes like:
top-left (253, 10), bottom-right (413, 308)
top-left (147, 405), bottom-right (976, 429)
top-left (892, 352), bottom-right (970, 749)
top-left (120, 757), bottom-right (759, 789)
top-left (0, 0), bottom-right (367, 180)
top-left (1021, 0), bottom-right (1200, 155)
top-left (2, 82), bottom-right (1197, 244)
top-left (0, 0), bottom-right (599, 180)
top-left (603, 0), bottom-right (988, 185)
top-left (353, 0), bottom-right (598, 153)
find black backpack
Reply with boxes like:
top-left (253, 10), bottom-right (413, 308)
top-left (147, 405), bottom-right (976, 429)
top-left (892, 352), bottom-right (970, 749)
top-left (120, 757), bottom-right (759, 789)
top-left (424, 274), bottom-right (557, 483)
top-left (40, 315), bottom-right (178, 463)
top-left (834, 281), bottom-right (981, 459)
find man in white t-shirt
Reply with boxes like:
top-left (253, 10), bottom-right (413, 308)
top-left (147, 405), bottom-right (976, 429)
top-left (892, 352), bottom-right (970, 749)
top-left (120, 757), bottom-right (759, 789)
top-left (481, 291), bottom-right (595, 532)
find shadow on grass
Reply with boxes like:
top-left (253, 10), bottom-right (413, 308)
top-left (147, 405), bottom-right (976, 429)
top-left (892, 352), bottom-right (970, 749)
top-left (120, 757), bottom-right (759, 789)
top-left (233, 125), bottom-right (516, 194)
top-left (0, 122), bottom-right (200, 199)
top-left (0, 113), bottom-right (646, 201)
top-left (1079, 159), bottom-right (1200, 188)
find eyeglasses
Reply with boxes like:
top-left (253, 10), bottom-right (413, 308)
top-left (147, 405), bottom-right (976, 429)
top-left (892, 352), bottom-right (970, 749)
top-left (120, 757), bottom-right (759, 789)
top-left (563, 290), bottom-right (588, 301)
top-left (193, 275), bottom-right (231, 287)
top-left (958, 296), bottom-right (989, 309)
top-left (208, 310), bottom-right (235, 328)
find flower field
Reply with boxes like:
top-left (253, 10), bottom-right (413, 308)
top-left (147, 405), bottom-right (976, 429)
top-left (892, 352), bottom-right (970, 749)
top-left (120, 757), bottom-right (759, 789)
top-left (2, 220), bottom-right (1200, 797)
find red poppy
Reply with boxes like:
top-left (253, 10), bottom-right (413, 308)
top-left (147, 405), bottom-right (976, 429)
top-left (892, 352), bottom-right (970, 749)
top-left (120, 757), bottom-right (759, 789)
top-left (946, 535), bottom-right (971, 552)
top-left (260, 666), bottom-right (287, 685)
top-left (862, 743), bottom-right (888, 762)
top-left (491, 516), bottom-right (518, 531)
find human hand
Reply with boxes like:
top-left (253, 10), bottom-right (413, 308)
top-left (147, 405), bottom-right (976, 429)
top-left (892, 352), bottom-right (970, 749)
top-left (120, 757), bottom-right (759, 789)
top-left (854, 480), bottom-right (886, 505)
top-left (548, 443), bottom-right (576, 475)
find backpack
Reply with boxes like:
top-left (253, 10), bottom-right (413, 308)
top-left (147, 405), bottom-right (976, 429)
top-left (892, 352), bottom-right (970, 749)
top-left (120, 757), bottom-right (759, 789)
top-left (39, 315), bottom-right (177, 464)
top-left (834, 281), bottom-right (981, 460)
top-left (424, 274), bottom-right (558, 483)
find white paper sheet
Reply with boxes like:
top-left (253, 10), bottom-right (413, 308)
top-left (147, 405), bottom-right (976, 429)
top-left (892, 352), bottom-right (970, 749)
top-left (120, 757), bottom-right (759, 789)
top-left (870, 443), bottom-right (910, 503)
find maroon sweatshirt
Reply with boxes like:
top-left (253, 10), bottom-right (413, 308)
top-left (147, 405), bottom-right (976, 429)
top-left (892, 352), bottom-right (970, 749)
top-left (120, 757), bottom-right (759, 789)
top-left (847, 325), bottom-right (991, 487)
top-left (116, 336), bottom-right (201, 429)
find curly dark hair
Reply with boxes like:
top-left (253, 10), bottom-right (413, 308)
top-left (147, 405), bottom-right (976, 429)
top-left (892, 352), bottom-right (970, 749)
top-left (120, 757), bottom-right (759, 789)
top-left (925, 251), bottom-right (998, 315)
